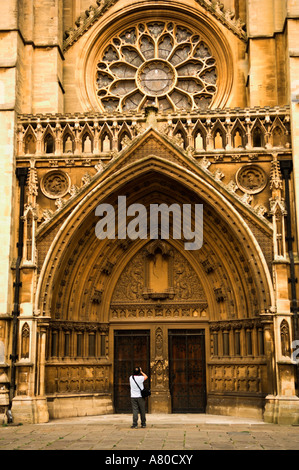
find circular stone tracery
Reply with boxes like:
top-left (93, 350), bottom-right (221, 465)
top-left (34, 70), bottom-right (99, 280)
top-left (137, 60), bottom-right (176, 96)
top-left (95, 21), bottom-right (218, 113)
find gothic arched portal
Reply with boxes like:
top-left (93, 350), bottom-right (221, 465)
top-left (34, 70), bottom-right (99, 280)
top-left (35, 132), bottom-right (275, 416)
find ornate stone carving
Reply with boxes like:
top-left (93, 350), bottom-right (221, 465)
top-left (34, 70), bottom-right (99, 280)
top-left (110, 243), bottom-right (208, 319)
top-left (40, 170), bottom-right (70, 199)
top-left (63, 0), bottom-right (246, 54)
top-left (280, 320), bottom-right (291, 357)
top-left (21, 323), bottom-right (30, 359)
top-left (209, 364), bottom-right (263, 394)
top-left (49, 320), bottom-right (108, 332)
top-left (235, 164), bottom-right (267, 194)
top-left (45, 365), bottom-right (110, 394)
top-left (111, 244), bottom-right (206, 305)
top-left (26, 161), bottom-right (38, 201)
top-left (201, 258), bottom-right (214, 274)
top-left (95, 21), bottom-right (217, 113)
top-left (151, 359), bottom-right (169, 388)
top-left (82, 172), bottom-right (92, 186)
top-left (214, 287), bottom-right (225, 303)
top-left (110, 303), bottom-right (208, 319)
top-left (92, 289), bottom-right (103, 304)
top-left (17, 107), bottom-right (291, 157)
top-left (155, 327), bottom-right (163, 357)
top-left (150, 327), bottom-right (169, 388)
top-left (101, 261), bottom-right (115, 275)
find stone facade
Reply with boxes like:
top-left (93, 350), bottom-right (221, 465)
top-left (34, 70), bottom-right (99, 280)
top-left (0, 0), bottom-right (299, 424)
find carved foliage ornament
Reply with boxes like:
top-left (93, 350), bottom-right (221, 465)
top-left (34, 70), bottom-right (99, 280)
top-left (96, 21), bottom-right (217, 113)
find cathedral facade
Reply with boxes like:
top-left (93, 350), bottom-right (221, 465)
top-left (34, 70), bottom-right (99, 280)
top-left (1, 0), bottom-right (299, 424)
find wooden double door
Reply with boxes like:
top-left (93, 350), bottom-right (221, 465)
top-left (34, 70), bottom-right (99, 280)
top-left (114, 329), bottom-right (206, 413)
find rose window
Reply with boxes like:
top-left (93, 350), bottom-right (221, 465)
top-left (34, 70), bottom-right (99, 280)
top-left (96, 21), bottom-right (217, 113)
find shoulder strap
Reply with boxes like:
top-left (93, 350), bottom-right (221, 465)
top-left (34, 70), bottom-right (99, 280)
top-left (132, 375), bottom-right (142, 391)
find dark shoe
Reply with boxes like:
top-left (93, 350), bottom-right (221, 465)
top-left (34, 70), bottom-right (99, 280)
top-left (141, 424), bottom-right (146, 428)
top-left (131, 425), bottom-right (137, 428)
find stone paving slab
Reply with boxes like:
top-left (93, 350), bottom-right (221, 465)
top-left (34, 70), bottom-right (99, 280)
top-left (0, 414), bottom-right (298, 452)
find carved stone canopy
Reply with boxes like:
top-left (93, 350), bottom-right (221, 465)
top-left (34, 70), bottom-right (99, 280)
top-left (144, 240), bottom-right (173, 258)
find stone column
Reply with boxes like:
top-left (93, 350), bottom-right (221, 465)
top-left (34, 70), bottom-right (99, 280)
top-left (38, 321), bottom-right (49, 397)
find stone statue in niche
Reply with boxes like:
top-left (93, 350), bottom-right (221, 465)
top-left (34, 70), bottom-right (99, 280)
top-left (143, 241), bottom-right (174, 300)
top-left (280, 319), bottom-right (291, 357)
top-left (155, 327), bottom-right (163, 357)
top-left (195, 132), bottom-right (204, 150)
top-left (21, 323), bottom-right (30, 359)
top-left (25, 134), bottom-right (36, 154)
top-left (148, 249), bottom-right (169, 293)
top-left (102, 135), bottom-right (111, 152)
top-left (174, 132), bottom-right (184, 148)
top-left (83, 135), bottom-right (92, 153)
top-left (110, 241), bottom-right (206, 306)
top-left (64, 136), bottom-right (73, 153)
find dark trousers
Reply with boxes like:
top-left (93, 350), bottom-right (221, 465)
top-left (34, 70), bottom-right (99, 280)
top-left (131, 397), bottom-right (146, 426)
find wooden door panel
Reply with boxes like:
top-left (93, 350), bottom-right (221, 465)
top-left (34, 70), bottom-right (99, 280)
top-left (114, 330), bottom-right (150, 413)
top-left (169, 330), bottom-right (206, 413)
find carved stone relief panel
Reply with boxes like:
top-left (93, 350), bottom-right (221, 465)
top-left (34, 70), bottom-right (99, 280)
top-left (235, 164), bottom-right (267, 194)
top-left (151, 327), bottom-right (169, 389)
top-left (110, 242), bottom-right (208, 319)
top-left (40, 170), bottom-right (71, 199)
top-left (45, 365), bottom-right (110, 394)
top-left (112, 252), bottom-right (144, 302)
top-left (209, 364), bottom-right (264, 394)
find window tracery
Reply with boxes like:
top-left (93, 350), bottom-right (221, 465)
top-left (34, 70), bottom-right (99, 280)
top-left (96, 21), bottom-right (217, 113)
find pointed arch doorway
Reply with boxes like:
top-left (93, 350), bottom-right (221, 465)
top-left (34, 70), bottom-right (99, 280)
top-left (37, 152), bottom-right (275, 420)
top-left (110, 237), bottom-right (210, 414)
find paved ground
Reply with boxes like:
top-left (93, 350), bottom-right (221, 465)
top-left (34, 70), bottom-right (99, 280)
top-left (0, 413), bottom-right (298, 452)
